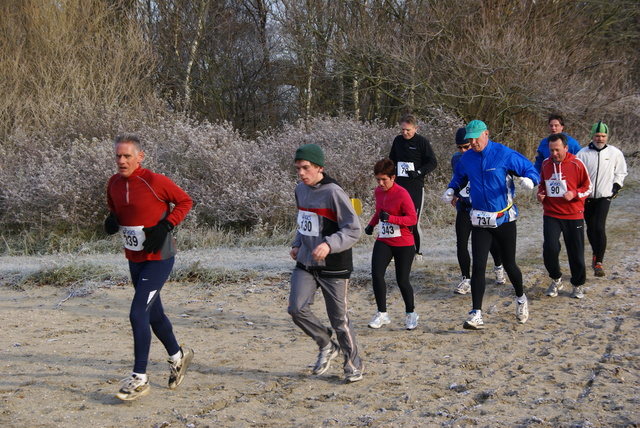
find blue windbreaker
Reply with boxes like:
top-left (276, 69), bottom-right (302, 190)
top-left (534, 133), bottom-right (581, 172)
top-left (448, 140), bottom-right (540, 226)
top-left (450, 151), bottom-right (471, 212)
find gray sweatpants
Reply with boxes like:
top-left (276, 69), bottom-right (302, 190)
top-left (288, 267), bottom-right (363, 375)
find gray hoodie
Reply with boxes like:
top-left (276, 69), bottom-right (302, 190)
top-left (292, 174), bottom-right (361, 278)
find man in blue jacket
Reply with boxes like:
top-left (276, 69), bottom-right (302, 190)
top-left (443, 120), bottom-right (540, 330)
top-left (534, 113), bottom-right (581, 172)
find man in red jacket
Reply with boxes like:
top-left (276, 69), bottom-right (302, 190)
top-left (537, 133), bottom-right (592, 299)
top-left (105, 134), bottom-right (194, 401)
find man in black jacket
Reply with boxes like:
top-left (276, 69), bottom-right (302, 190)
top-left (389, 114), bottom-right (438, 255)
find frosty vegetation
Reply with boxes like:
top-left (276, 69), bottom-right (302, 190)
top-left (0, 0), bottom-right (638, 254)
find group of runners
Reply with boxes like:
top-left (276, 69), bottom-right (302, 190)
top-left (103, 113), bottom-right (627, 399)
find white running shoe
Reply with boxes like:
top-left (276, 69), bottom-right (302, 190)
top-left (463, 310), bottom-right (485, 330)
top-left (116, 373), bottom-right (150, 401)
top-left (168, 347), bottom-right (194, 389)
top-left (312, 342), bottom-right (340, 375)
top-left (571, 285), bottom-right (585, 299)
top-left (368, 311), bottom-right (391, 329)
top-left (546, 278), bottom-right (563, 297)
top-left (345, 369), bottom-right (364, 383)
top-left (455, 277), bottom-right (471, 295)
top-left (494, 265), bottom-right (506, 285)
top-left (516, 298), bottom-right (529, 324)
top-left (404, 312), bottom-right (419, 330)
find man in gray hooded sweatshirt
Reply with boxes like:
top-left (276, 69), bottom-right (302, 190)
top-left (288, 143), bottom-right (364, 383)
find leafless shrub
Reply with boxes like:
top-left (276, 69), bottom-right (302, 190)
top-left (0, 0), bottom-right (155, 141)
top-left (0, 110), bottom-right (465, 246)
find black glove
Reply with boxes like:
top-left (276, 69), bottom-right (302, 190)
top-left (407, 170), bottom-right (419, 179)
top-left (364, 224), bottom-right (374, 235)
top-left (142, 219), bottom-right (174, 253)
top-left (612, 183), bottom-right (621, 199)
top-left (379, 211), bottom-right (390, 222)
top-left (104, 212), bottom-right (120, 235)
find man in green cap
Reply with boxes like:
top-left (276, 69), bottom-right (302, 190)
top-left (443, 120), bottom-right (539, 330)
top-left (287, 143), bottom-right (364, 383)
top-left (577, 122), bottom-right (628, 277)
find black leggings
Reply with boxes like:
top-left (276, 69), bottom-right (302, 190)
top-left (404, 187), bottom-right (424, 254)
top-left (584, 198), bottom-right (611, 263)
top-left (456, 210), bottom-right (502, 278)
top-left (470, 221), bottom-right (524, 310)
top-left (543, 216), bottom-right (586, 286)
top-left (371, 240), bottom-right (415, 313)
top-left (129, 258), bottom-right (181, 374)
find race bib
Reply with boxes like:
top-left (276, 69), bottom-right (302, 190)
top-left (397, 161), bottom-right (415, 178)
top-left (545, 179), bottom-right (568, 197)
top-left (470, 209), bottom-right (498, 228)
top-left (121, 226), bottom-right (145, 251)
top-left (297, 210), bottom-right (320, 237)
top-left (459, 182), bottom-right (471, 198)
top-left (378, 221), bottom-right (401, 238)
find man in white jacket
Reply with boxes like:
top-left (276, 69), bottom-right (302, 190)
top-left (576, 122), bottom-right (628, 277)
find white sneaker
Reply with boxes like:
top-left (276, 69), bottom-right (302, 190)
top-left (168, 347), bottom-right (194, 389)
top-left (404, 312), bottom-right (419, 330)
top-left (454, 277), bottom-right (471, 295)
top-left (463, 310), bottom-right (485, 330)
top-left (345, 369), bottom-right (364, 383)
top-left (312, 342), bottom-right (340, 375)
top-left (368, 311), bottom-right (391, 329)
top-left (571, 285), bottom-right (585, 299)
top-left (116, 373), bottom-right (150, 401)
top-left (494, 265), bottom-right (506, 284)
top-left (516, 298), bottom-right (529, 324)
top-left (546, 278), bottom-right (563, 297)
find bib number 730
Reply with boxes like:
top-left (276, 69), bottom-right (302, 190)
top-left (297, 210), bottom-right (320, 237)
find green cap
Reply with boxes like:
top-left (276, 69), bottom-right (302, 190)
top-left (294, 143), bottom-right (325, 167)
top-left (590, 121), bottom-right (609, 137)
top-left (464, 120), bottom-right (488, 139)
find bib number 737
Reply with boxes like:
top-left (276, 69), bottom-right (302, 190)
top-left (470, 210), bottom-right (498, 228)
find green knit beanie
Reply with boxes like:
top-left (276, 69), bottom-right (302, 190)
top-left (590, 121), bottom-right (609, 137)
top-left (294, 144), bottom-right (325, 167)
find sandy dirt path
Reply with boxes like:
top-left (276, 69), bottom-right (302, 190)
top-left (1, 186), bottom-right (638, 427)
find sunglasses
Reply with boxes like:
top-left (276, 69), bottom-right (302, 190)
top-left (457, 144), bottom-right (471, 150)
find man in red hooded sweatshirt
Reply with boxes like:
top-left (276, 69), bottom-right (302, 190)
top-left (537, 133), bottom-right (592, 299)
top-left (105, 134), bottom-right (194, 401)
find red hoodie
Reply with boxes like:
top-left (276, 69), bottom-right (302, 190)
top-left (538, 152), bottom-right (592, 220)
top-left (107, 166), bottom-right (193, 262)
top-left (368, 183), bottom-right (417, 247)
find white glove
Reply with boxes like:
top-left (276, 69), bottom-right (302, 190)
top-left (515, 177), bottom-right (534, 190)
top-left (442, 188), bottom-right (455, 203)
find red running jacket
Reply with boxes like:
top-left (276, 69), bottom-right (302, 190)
top-left (107, 166), bottom-right (193, 262)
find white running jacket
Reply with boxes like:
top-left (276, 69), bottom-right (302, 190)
top-left (576, 144), bottom-right (628, 199)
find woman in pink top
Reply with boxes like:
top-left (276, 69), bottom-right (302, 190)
top-left (364, 158), bottom-right (419, 330)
